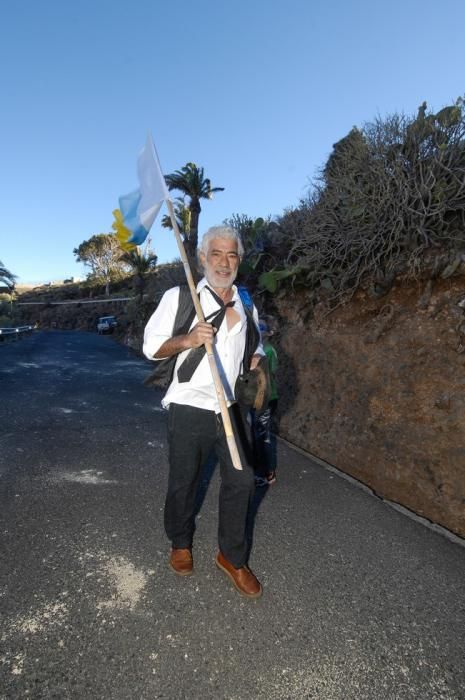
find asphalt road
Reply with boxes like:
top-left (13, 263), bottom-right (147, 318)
top-left (1, 330), bottom-right (464, 700)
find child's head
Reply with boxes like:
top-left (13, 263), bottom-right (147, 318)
top-left (259, 319), bottom-right (273, 339)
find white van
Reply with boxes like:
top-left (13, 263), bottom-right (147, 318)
top-left (97, 316), bottom-right (117, 334)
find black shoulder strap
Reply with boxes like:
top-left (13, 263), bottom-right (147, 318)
top-left (239, 288), bottom-right (260, 372)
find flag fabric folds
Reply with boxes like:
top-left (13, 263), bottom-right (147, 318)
top-left (114, 133), bottom-right (169, 248)
top-left (111, 208), bottom-right (137, 251)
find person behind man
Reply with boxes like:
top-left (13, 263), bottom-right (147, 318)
top-left (143, 226), bottom-right (264, 598)
top-left (253, 318), bottom-right (278, 487)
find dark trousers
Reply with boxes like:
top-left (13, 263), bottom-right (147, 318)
top-left (252, 398), bottom-right (278, 477)
top-left (164, 402), bottom-right (255, 568)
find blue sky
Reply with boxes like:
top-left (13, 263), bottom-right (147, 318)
top-left (1, 0), bottom-right (463, 284)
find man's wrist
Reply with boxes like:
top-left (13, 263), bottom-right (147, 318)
top-left (181, 333), bottom-right (193, 350)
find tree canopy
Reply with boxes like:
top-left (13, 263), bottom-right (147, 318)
top-left (73, 234), bottom-right (126, 295)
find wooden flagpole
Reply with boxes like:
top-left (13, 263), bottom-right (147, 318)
top-left (165, 198), bottom-right (243, 471)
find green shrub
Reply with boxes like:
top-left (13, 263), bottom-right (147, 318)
top-left (249, 98), bottom-right (465, 308)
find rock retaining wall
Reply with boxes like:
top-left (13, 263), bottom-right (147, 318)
top-left (272, 277), bottom-right (465, 538)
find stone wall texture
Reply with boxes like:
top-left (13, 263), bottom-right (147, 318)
top-left (272, 277), bottom-right (465, 538)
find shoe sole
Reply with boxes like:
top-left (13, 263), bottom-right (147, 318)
top-left (215, 555), bottom-right (263, 599)
top-left (169, 562), bottom-right (193, 576)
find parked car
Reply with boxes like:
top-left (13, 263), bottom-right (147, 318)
top-left (97, 316), bottom-right (118, 334)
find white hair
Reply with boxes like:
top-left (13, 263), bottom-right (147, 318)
top-left (198, 226), bottom-right (244, 258)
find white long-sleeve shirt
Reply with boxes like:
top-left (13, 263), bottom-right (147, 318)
top-left (143, 277), bottom-right (263, 412)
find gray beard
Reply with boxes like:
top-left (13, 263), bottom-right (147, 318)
top-left (205, 267), bottom-right (237, 290)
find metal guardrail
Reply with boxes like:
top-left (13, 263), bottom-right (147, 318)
top-left (0, 325), bottom-right (35, 342)
top-left (16, 297), bottom-right (134, 306)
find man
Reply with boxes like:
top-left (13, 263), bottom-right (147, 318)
top-left (143, 226), bottom-right (263, 598)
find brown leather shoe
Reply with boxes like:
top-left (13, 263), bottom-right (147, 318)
top-left (215, 551), bottom-right (262, 599)
top-left (169, 548), bottom-right (193, 576)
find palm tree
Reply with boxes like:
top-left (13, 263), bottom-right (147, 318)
top-left (0, 261), bottom-right (16, 291)
top-left (119, 248), bottom-right (158, 301)
top-left (165, 163), bottom-right (224, 260)
top-left (161, 197), bottom-right (191, 237)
